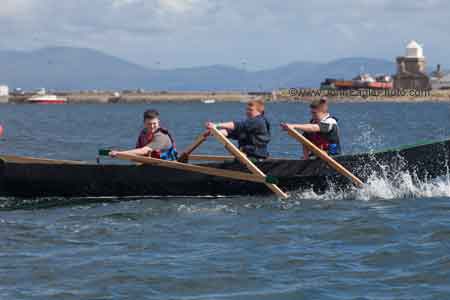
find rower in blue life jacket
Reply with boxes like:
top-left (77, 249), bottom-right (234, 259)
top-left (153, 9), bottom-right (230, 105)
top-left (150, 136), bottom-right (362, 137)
top-left (281, 97), bottom-right (341, 159)
top-left (110, 109), bottom-right (177, 160)
top-left (205, 98), bottom-right (271, 159)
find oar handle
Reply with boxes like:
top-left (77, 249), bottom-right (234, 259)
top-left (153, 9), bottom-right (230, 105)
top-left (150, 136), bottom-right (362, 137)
top-left (98, 149), bottom-right (111, 156)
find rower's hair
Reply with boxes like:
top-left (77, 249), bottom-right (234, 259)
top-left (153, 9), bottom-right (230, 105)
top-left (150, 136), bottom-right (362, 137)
top-left (144, 109), bottom-right (160, 120)
top-left (310, 98), bottom-right (328, 111)
top-left (248, 99), bottom-right (265, 113)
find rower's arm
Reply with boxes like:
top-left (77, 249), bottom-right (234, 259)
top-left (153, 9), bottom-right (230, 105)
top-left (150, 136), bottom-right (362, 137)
top-left (205, 121), bottom-right (233, 136)
top-left (290, 123), bottom-right (320, 133)
top-left (215, 122), bottom-right (235, 130)
top-left (111, 146), bottom-right (152, 157)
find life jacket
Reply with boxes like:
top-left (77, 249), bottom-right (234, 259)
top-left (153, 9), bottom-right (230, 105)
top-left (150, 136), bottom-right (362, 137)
top-left (136, 128), bottom-right (178, 161)
top-left (306, 115), bottom-right (341, 156)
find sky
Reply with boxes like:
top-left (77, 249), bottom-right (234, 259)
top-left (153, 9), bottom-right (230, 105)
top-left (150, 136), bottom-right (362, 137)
top-left (0, 0), bottom-right (449, 70)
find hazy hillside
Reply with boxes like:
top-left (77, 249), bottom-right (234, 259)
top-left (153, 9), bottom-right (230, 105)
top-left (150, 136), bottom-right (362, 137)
top-left (0, 47), bottom-right (397, 91)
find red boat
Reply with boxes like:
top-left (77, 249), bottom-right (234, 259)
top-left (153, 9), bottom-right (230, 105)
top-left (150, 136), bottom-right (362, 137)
top-left (367, 81), bottom-right (394, 89)
top-left (322, 74), bottom-right (393, 90)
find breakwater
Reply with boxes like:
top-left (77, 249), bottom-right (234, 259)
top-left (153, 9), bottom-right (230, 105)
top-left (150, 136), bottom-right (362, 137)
top-left (8, 91), bottom-right (250, 104)
top-left (4, 89), bottom-right (450, 103)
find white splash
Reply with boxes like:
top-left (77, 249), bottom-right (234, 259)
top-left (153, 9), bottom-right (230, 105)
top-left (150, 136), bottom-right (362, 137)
top-left (357, 172), bottom-right (450, 200)
top-left (294, 171), bottom-right (450, 202)
top-left (352, 123), bottom-right (384, 154)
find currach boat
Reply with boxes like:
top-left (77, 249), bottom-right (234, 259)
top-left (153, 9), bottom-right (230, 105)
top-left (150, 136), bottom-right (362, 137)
top-left (1, 139), bottom-right (449, 198)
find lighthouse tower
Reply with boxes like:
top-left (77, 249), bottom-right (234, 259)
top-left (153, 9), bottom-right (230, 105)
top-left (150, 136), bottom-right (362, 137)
top-left (394, 40), bottom-right (430, 89)
top-left (406, 40), bottom-right (424, 58)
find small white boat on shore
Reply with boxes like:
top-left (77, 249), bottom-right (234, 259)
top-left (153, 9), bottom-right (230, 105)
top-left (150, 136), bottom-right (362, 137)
top-left (201, 99), bottom-right (216, 104)
top-left (26, 94), bottom-right (67, 104)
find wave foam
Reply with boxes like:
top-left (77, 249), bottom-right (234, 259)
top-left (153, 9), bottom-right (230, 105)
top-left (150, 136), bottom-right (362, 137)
top-left (294, 171), bottom-right (450, 202)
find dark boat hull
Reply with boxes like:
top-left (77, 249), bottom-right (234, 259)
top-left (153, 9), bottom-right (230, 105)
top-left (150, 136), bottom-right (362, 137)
top-left (1, 140), bottom-right (450, 198)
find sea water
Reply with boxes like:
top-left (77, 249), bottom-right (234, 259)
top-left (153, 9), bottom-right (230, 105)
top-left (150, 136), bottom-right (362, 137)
top-left (1, 102), bottom-right (450, 299)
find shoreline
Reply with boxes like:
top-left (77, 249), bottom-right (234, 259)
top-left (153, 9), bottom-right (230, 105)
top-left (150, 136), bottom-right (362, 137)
top-left (3, 89), bottom-right (450, 104)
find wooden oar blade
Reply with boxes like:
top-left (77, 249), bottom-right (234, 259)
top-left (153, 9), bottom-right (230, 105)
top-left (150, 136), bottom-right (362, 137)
top-left (285, 126), bottom-right (364, 188)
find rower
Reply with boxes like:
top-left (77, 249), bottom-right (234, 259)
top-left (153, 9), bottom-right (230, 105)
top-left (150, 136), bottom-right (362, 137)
top-left (110, 109), bottom-right (177, 160)
top-left (281, 97), bottom-right (341, 159)
top-left (205, 98), bottom-right (271, 160)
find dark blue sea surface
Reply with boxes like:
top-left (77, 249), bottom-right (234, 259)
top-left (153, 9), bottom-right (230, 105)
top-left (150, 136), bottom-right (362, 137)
top-left (1, 102), bottom-right (450, 299)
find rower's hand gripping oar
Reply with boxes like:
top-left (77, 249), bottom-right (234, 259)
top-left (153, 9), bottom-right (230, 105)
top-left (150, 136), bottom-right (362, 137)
top-left (284, 125), bottom-right (364, 188)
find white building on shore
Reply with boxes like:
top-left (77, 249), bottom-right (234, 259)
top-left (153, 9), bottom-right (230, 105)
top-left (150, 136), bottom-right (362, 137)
top-left (0, 85), bottom-right (8, 96)
top-left (0, 85), bottom-right (9, 103)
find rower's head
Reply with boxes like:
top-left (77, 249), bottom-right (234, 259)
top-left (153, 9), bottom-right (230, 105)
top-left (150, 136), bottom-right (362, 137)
top-left (246, 99), bottom-right (265, 118)
top-left (310, 97), bottom-right (329, 121)
top-left (143, 109), bottom-right (161, 133)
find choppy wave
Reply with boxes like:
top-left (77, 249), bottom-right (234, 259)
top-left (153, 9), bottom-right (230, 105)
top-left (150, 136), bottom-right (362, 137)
top-left (294, 171), bottom-right (450, 202)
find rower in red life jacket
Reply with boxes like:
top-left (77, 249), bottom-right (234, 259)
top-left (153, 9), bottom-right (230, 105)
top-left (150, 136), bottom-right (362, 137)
top-left (110, 109), bottom-right (177, 160)
top-left (281, 97), bottom-right (341, 159)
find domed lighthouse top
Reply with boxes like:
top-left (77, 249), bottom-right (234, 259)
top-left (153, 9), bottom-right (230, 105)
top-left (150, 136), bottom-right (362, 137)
top-left (405, 40), bottom-right (424, 58)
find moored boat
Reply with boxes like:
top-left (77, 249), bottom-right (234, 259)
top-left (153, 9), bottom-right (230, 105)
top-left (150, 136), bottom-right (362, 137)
top-left (322, 74), bottom-right (393, 90)
top-left (1, 139), bottom-right (449, 198)
top-left (26, 94), bottom-right (67, 104)
top-left (201, 99), bottom-right (216, 104)
top-left (334, 80), bottom-right (355, 89)
top-left (366, 81), bottom-right (394, 89)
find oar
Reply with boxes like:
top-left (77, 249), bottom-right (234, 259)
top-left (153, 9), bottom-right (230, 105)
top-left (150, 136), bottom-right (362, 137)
top-left (188, 154), bottom-right (285, 162)
top-left (188, 154), bottom-right (234, 161)
top-left (285, 125), bottom-right (364, 188)
top-left (178, 131), bottom-right (211, 163)
top-left (0, 155), bottom-right (86, 165)
top-left (209, 127), bottom-right (289, 199)
top-left (99, 150), bottom-right (279, 184)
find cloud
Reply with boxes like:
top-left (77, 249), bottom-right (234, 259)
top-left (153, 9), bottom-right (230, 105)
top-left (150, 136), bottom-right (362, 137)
top-left (0, 0), bottom-right (36, 17)
top-left (0, 0), bottom-right (449, 68)
top-left (111, 0), bottom-right (141, 9)
top-left (158, 0), bottom-right (196, 13)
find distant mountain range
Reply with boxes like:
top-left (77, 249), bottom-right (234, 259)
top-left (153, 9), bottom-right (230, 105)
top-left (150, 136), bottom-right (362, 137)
top-left (0, 47), bottom-right (397, 91)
